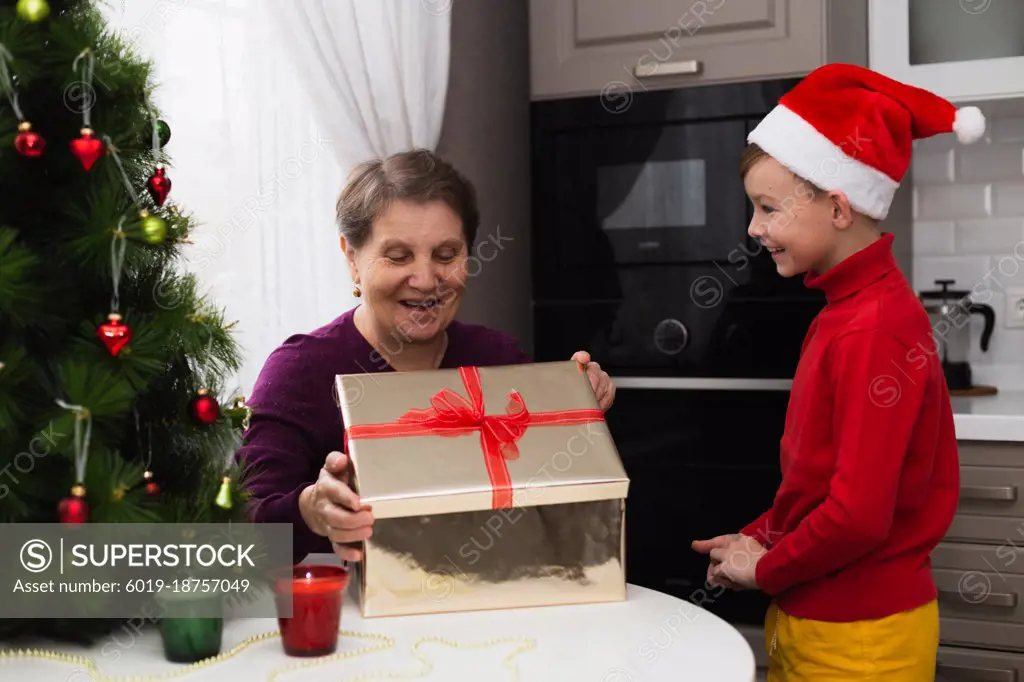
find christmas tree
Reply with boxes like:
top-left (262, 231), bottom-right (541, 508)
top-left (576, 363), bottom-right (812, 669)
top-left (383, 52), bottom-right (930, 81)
top-left (0, 0), bottom-right (252, 642)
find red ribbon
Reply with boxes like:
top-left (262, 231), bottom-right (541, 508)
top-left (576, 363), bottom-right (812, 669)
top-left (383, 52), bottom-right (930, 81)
top-left (344, 366), bottom-right (605, 509)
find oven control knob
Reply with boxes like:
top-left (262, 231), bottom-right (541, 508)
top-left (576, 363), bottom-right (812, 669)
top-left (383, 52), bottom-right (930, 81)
top-left (653, 319), bottom-right (689, 355)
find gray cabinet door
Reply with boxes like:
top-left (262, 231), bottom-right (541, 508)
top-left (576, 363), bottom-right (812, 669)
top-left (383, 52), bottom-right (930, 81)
top-left (529, 0), bottom-right (866, 100)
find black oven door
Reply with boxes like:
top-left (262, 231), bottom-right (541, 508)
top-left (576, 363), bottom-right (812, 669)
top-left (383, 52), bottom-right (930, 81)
top-left (605, 386), bottom-right (785, 628)
top-left (533, 118), bottom-right (752, 301)
top-left (533, 260), bottom-right (824, 379)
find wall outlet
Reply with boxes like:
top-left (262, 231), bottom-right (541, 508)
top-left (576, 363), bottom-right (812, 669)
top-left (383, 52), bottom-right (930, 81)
top-left (1006, 288), bottom-right (1024, 329)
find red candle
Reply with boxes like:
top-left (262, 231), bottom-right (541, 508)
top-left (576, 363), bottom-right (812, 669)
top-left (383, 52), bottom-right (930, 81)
top-left (274, 565), bottom-right (350, 657)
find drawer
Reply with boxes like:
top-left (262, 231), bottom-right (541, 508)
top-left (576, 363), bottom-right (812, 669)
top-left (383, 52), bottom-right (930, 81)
top-left (958, 466), bottom-right (1024, 518)
top-left (933, 542), bottom-right (1024, 576)
top-left (940, 618), bottom-right (1024, 654)
top-left (938, 645), bottom-right (1024, 681)
top-left (959, 442), bottom-right (1024, 468)
top-left (936, 569), bottom-right (1024, 625)
top-left (948, 515), bottom-right (1024, 545)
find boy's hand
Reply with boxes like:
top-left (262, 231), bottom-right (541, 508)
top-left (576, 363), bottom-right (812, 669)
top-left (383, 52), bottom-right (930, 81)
top-left (708, 536), bottom-right (767, 590)
top-left (693, 534), bottom-right (745, 590)
top-left (692, 533), bottom-right (744, 553)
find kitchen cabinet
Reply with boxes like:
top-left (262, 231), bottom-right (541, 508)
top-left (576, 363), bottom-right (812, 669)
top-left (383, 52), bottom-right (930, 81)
top-left (934, 440), bottom-right (1024, 667)
top-left (869, 0), bottom-right (1024, 103)
top-left (529, 0), bottom-right (868, 101)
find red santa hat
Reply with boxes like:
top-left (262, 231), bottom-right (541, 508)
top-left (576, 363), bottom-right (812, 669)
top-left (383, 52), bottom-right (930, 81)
top-left (747, 63), bottom-right (986, 220)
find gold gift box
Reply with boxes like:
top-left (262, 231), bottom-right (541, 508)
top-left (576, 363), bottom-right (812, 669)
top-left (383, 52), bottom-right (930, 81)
top-left (335, 360), bottom-right (630, 617)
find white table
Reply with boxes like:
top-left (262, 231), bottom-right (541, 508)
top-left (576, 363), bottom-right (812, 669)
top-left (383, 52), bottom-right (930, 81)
top-left (0, 582), bottom-right (755, 682)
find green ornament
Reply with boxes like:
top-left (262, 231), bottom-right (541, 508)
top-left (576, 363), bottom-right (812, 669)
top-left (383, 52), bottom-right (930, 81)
top-left (140, 212), bottom-right (167, 245)
top-left (214, 476), bottom-right (233, 510)
top-left (16, 0), bottom-right (50, 22)
top-left (156, 119), bottom-right (171, 148)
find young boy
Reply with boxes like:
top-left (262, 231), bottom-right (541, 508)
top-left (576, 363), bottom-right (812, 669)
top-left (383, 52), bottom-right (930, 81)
top-left (692, 64), bottom-right (979, 680)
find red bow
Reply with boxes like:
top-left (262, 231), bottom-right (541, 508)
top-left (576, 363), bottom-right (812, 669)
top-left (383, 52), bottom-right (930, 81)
top-left (344, 366), bottom-right (604, 508)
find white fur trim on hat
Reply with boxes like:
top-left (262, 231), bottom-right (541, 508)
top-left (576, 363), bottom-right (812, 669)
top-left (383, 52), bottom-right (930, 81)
top-left (953, 106), bottom-right (986, 144)
top-left (747, 105), bottom-right (900, 220)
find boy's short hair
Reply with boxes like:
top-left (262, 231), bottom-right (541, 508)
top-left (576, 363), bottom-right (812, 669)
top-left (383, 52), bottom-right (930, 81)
top-left (739, 143), bottom-right (822, 195)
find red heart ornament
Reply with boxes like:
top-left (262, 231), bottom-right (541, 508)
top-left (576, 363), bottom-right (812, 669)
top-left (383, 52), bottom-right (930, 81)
top-left (14, 121), bottom-right (46, 158)
top-left (96, 313), bottom-right (132, 356)
top-left (146, 165), bottom-right (172, 206)
top-left (70, 127), bottom-right (104, 171)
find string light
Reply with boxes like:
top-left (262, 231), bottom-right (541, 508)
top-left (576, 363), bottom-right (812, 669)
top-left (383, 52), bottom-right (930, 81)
top-left (0, 630), bottom-right (538, 682)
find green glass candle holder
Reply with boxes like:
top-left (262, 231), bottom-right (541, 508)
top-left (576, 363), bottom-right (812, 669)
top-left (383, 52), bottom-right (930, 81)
top-left (155, 590), bottom-right (224, 664)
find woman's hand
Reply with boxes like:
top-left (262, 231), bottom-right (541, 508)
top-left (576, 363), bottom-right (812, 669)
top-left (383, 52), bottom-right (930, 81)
top-left (572, 350), bottom-right (616, 411)
top-left (298, 451), bottom-right (374, 562)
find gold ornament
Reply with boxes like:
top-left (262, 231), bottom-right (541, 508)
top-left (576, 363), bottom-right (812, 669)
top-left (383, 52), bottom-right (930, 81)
top-left (353, 284), bottom-right (362, 298)
top-left (16, 0), bottom-right (50, 22)
top-left (214, 475), bottom-right (232, 510)
top-left (71, 484), bottom-right (86, 498)
top-left (225, 395), bottom-right (252, 431)
top-left (110, 484), bottom-right (128, 502)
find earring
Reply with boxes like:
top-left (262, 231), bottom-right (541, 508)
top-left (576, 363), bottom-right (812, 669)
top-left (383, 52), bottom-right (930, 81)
top-left (353, 285), bottom-right (361, 298)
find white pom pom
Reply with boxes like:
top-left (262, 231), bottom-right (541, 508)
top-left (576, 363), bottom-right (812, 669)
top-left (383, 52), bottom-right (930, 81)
top-left (953, 106), bottom-right (986, 144)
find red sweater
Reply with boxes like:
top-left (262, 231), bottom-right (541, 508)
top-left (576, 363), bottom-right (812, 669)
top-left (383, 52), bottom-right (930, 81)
top-left (742, 233), bottom-right (960, 622)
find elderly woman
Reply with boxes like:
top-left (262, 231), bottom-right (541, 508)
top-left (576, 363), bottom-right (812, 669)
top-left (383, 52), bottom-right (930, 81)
top-left (236, 149), bottom-right (616, 564)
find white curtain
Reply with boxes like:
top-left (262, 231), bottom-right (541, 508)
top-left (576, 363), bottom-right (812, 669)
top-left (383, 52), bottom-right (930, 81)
top-left (264, 0), bottom-right (452, 171)
top-left (101, 1), bottom-right (452, 394)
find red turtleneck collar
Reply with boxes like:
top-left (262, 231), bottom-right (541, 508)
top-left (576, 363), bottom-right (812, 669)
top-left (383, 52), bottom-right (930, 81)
top-left (804, 233), bottom-right (897, 304)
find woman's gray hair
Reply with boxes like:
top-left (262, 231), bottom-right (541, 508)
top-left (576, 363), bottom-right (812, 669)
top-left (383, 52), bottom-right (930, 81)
top-left (336, 149), bottom-right (480, 249)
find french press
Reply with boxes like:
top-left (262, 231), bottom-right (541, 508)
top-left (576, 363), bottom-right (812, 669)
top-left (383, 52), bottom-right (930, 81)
top-left (918, 279), bottom-right (996, 391)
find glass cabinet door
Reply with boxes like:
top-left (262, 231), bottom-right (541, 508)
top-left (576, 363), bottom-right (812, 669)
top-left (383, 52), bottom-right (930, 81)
top-left (870, 0), bottom-right (1024, 102)
top-left (909, 0), bottom-right (1024, 66)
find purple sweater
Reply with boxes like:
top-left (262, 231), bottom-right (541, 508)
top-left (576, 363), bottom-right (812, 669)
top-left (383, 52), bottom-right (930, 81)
top-left (234, 308), bottom-right (531, 563)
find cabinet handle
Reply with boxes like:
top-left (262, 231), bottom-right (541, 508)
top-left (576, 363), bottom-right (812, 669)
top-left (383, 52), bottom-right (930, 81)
top-left (938, 589), bottom-right (1018, 608)
top-left (936, 662), bottom-right (1017, 681)
top-left (961, 485), bottom-right (1017, 501)
top-left (634, 59), bottom-right (701, 78)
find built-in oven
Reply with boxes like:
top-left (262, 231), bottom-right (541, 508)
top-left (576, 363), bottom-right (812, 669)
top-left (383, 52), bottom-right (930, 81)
top-left (530, 76), bottom-right (824, 379)
top-left (530, 78), bottom-right (822, 628)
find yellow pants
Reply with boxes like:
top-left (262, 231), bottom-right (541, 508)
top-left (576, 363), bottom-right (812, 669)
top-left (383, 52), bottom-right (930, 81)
top-left (765, 600), bottom-right (939, 681)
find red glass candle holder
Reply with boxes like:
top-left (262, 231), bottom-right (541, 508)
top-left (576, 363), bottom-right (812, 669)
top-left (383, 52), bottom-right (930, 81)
top-left (273, 565), bottom-right (350, 657)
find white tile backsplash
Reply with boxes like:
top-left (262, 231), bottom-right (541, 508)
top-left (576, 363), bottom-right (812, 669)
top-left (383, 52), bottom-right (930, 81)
top-left (914, 183), bottom-right (991, 220)
top-left (913, 256), bottom-right (993, 292)
top-left (912, 150), bottom-right (954, 184)
top-left (956, 145), bottom-right (1024, 183)
top-left (911, 100), bottom-right (1024, 386)
top-left (913, 221), bottom-right (956, 255)
top-left (956, 218), bottom-right (1024, 254)
top-left (992, 117), bottom-right (1024, 143)
top-left (993, 181), bottom-right (1024, 216)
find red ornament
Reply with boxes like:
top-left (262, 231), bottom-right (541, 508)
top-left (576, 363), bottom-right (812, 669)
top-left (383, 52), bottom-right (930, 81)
top-left (14, 121), bottom-right (45, 157)
top-left (146, 165), bottom-right (172, 206)
top-left (59, 485), bottom-right (89, 524)
top-left (70, 127), bottom-right (104, 171)
top-left (190, 389), bottom-right (221, 425)
top-left (97, 313), bottom-right (132, 356)
top-left (143, 470), bottom-right (159, 495)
